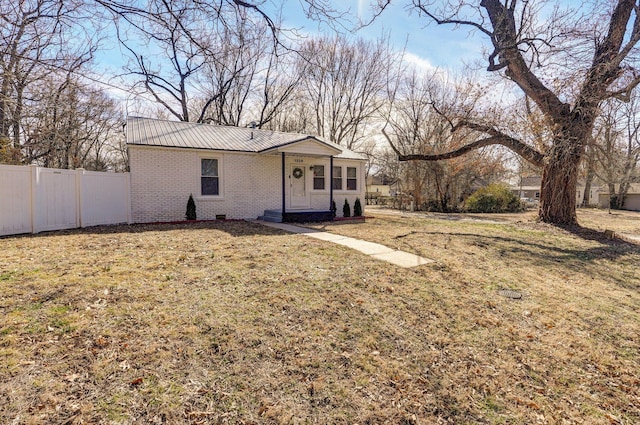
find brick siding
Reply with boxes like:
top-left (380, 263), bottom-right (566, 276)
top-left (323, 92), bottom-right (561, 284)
top-left (129, 146), bottom-right (365, 222)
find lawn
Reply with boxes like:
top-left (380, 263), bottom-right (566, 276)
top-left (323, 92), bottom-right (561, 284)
top-left (1, 210), bottom-right (639, 424)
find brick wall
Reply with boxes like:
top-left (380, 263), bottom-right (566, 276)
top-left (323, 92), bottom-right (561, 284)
top-left (129, 146), bottom-right (280, 222)
top-left (129, 146), bottom-right (365, 222)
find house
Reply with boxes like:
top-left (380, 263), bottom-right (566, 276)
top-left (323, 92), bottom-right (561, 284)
top-left (597, 183), bottom-right (640, 211)
top-left (512, 176), bottom-right (542, 201)
top-left (511, 176), bottom-right (602, 206)
top-left (365, 175), bottom-right (397, 205)
top-left (125, 117), bottom-right (367, 223)
top-left (366, 175), bottom-right (393, 197)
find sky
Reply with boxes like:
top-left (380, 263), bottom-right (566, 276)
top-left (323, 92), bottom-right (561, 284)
top-left (94, 0), bottom-right (490, 94)
top-left (268, 0), bottom-right (488, 71)
top-left (95, 0), bottom-right (487, 113)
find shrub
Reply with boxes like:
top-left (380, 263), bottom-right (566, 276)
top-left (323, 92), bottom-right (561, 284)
top-left (610, 194), bottom-right (625, 210)
top-left (331, 199), bottom-right (337, 217)
top-left (343, 199), bottom-right (351, 217)
top-left (422, 199), bottom-right (445, 213)
top-left (354, 197), bottom-right (363, 217)
top-left (464, 184), bottom-right (522, 213)
top-left (186, 194), bottom-right (197, 220)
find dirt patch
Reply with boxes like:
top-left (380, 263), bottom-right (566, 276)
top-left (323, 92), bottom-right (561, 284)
top-left (1, 218), bottom-right (639, 424)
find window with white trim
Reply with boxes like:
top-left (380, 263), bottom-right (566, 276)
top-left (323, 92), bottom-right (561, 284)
top-left (332, 166), bottom-right (342, 190)
top-left (313, 165), bottom-right (325, 190)
top-left (346, 166), bottom-right (357, 190)
top-left (201, 158), bottom-right (219, 196)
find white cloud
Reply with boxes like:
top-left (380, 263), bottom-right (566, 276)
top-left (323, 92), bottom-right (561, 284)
top-left (358, 0), bottom-right (366, 19)
top-left (402, 51), bottom-right (452, 84)
top-left (403, 51), bottom-right (437, 73)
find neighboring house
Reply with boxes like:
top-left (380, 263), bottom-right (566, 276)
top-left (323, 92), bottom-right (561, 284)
top-left (512, 176), bottom-right (542, 201)
top-left (576, 182), bottom-right (603, 207)
top-left (597, 183), bottom-right (640, 211)
top-left (511, 176), bottom-right (601, 206)
top-left (366, 175), bottom-right (393, 197)
top-left (126, 117), bottom-right (366, 223)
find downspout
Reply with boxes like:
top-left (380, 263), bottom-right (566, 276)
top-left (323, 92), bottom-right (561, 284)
top-left (329, 156), bottom-right (334, 215)
top-left (282, 152), bottom-right (286, 215)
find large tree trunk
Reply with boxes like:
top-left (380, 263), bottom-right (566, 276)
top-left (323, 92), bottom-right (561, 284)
top-left (538, 139), bottom-right (584, 225)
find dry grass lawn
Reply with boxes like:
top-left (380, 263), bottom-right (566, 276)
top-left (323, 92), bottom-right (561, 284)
top-left (1, 209), bottom-right (639, 424)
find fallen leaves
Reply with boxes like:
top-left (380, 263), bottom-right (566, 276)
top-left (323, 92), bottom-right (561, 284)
top-left (0, 218), bottom-right (638, 424)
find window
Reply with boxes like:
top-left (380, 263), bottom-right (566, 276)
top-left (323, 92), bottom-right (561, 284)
top-left (332, 166), bottom-right (342, 190)
top-left (313, 165), bottom-right (325, 190)
top-left (346, 167), bottom-right (357, 190)
top-left (201, 158), bottom-right (219, 196)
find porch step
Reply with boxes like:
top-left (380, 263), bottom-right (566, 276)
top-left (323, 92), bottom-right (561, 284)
top-left (259, 209), bottom-right (334, 223)
top-left (258, 209), bottom-right (283, 223)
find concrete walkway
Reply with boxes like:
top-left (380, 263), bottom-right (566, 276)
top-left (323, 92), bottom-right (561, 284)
top-left (254, 220), bottom-right (434, 268)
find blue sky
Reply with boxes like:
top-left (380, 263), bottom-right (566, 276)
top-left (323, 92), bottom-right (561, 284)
top-left (269, 0), bottom-right (488, 70)
top-left (95, 1), bottom-right (487, 72)
top-left (94, 0), bottom-right (491, 105)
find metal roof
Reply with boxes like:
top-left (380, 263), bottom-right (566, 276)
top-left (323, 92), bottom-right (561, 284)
top-left (125, 116), bottom-right (366, 160)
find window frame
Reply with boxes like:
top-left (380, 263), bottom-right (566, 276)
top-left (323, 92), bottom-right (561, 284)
top-left (332, 166), bottom-right (343, 190)
top-left (199, 156), bottom-right (223, 198)
top-left (346, 166), bottom-right (357, 191)
top-left (312, 165), bottom-right (326, 191)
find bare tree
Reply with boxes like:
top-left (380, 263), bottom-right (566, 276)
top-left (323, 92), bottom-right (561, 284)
top-left (100, 0), bottom-right (296, 127)
top-left (295, 35), bottom-right (398, 150)
top-left (317, 0), bottom-right (640, 224)
top-left (0, 0), bottom-right (98, 164)
top-left (194, 14), bottom-right (287, 127)
top-left (22, 73), bottom-right (123, 170)
top-left (593, 97), bottom-right (640, 208)
top-left (382, 70), bottom-right (508, 210)
top-left (115, 0), bottom-right (206, 122)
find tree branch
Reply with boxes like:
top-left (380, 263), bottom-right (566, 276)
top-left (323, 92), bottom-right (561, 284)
top-left (396, 135), bottom-right (544, 167)
top-left (578, 0), bottom-right (637, 106)
top-left (413, 2), bottom-right (494, 38)
top-left (479, 0), bottom-right (569, 122)
top-left (607, 73), bottom-right (640, 101)
top-left (382, 122), bottom-right (545, 168)
top-left (412, 0), bottom-right (569, 123)
top-left (232, 0), bottom-right (278, 39)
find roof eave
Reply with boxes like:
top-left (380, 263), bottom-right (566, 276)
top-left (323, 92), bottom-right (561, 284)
top-left (258, 136), bottom-right (343, 156)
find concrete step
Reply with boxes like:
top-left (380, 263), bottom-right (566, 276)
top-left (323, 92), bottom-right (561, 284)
top-left (259, 209), bottom-right (283, 223)
top-left (258, 214), bottom-right (283, 223)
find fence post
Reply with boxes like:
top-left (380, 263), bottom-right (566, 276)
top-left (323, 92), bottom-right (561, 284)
top-left (29, 165), bottom-right (37, 234)
top-left (76, 168), bottom-right (84, 228)
top-left (125, 173), bottom-right (132, 224)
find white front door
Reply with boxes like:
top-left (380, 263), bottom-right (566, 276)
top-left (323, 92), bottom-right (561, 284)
top-left (290, 164), bottom-right (309, 208)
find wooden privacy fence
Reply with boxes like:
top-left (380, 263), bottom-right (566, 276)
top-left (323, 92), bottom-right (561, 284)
top-left (0, 164), bottom-right (131, 236)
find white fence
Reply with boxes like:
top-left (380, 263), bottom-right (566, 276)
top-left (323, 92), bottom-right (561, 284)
top-left (0, 164), bottom-right (131, 236)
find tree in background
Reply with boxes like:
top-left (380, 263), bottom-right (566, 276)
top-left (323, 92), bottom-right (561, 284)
top-left (22, 73), bottom-right (124, 170)
top-left (593, 97), bottom-right (640, 208)
top-left (294, 35), bottom-right (399, 150)
top-left (303, 0), bottom-right (640, 224)
top-left (1, 0), bottom-right (99, 156)
top-left (104, 0), bottom-right (299, 128)
top-left (382, 70), bottom-right (508, 211)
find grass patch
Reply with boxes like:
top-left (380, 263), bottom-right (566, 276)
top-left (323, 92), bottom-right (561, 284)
top-left (0, 215), bottom-right (638, 424)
